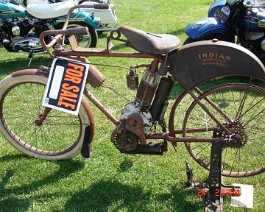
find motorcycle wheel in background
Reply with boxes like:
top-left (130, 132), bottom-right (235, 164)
top-left (54, 22), bottom-right (98, 48)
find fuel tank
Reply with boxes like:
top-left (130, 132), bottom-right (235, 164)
top-left (0, 2), bottom-right (26, 18)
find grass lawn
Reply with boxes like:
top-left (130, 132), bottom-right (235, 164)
top-left (0, 0), bottom-right (264, 211)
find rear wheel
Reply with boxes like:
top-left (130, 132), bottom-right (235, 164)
top-left (183, 83), bottom-right (265, 177)
top-left (0, 70), bottom-right (93, 160)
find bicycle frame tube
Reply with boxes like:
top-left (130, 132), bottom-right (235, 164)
top-left (83, 89), bottom-right (119, 125)
top-left (82, 85), bottom-right (220, 143)
top-left (52, 46), bottom-right (221, 143)
top-left (48, 50), bottom-right (262, 145)
top-left (8, 68), bottom-right (225, 145)
top-left (39, 18), bottom-right (265, 145)
top-left (81, 66), bottom-right (224, 144)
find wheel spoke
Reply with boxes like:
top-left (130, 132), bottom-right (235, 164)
top-left (0, 76), bottom-right (88, 159)
top-left (183, 82), bottom-right (265, 177)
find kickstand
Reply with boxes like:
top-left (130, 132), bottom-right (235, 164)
top-left (28, 50), bottom-right (34, 67)
top-left (185, 138), bottom-right (242, 212)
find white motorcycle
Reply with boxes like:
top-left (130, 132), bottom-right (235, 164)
top-left (78, 0), bottom-right (118, 32)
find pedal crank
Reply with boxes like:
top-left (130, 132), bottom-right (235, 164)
top-left (111, 113), bottom-right (167, 155)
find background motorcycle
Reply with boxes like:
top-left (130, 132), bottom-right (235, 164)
top-left (78, 0), bottom-right (118, 33)
top-left (0, 0), bottom-right (101, 55)
top-left (184, 0), bottom-right (265, 64)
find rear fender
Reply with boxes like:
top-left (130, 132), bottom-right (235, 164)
top-left (185, 18), bottom-right (227, 40)
top-left (169, 40), bottom-right (265, 90)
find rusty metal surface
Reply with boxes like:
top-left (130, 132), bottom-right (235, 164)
top-left (169, 40), bottom-right (265, 89)
top-left (11, 69), bottom-right (48, 77)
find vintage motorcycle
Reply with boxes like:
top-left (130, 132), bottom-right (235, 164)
top-left (184, 0), bottom-right (265, 63)
top-left (1, 5), bottom-right (265, 210)
top-left (0, 0), bottom-right (101, 55)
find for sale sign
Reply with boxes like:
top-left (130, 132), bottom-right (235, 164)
top-left (43, 57), bottom-right (89, 115)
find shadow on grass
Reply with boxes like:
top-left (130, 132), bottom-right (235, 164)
top-left (0, 54), bottom-right (52, 77)
top-left (0, 155), bottom-right (84, 210)
top-left (64, 179), bottom-right (202, 211)
top-left (64, 158), bottom-right (202, 211)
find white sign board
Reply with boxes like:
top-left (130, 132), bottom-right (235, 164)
top-left (231, 184), bottom-right (254, 208)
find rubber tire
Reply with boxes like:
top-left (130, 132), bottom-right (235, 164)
top-left (182, 83), bottom-right (265, 177)
top-left (0, 69), bottom-right (93, 160)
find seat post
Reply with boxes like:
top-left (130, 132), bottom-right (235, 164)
top-left (150, 59), bottom-right (160, 73)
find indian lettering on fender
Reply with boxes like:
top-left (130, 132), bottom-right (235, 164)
top-left (198, 52), bottom-right (231, 67)
top-left (43, 57), bottom-right (89, 115)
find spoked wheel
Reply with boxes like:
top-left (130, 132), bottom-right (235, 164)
top-left (183, 83), bottom-right (265, 177)
top-left (0, 71), bottom-right (93, 160)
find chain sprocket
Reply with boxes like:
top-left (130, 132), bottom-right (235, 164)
top-left (213, 122), bottom-right (248, 147)
top-left (112, 130), bottom-right (140, 153)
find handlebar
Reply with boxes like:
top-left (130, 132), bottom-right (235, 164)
top-left (39, 4), bottom-right (108, 50)
top-left (40, 27), bottom-right (89, 50)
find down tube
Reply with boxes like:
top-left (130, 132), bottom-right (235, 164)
top-left (83, 89), bottom-right (120, 126)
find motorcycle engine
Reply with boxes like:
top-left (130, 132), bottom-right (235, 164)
top-left (11, 36), bottom-right (43, 53)
top-left (111, 101), bottom-right (153, 153)
top-left (0, 17), bottom-right (45, 53)
top-left (120, 101), bottom-right (153, 133)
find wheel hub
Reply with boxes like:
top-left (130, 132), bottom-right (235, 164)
top-left (214, 121), bottom-right (247, 148)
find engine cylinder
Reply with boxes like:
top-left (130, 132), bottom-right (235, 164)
top-left (136, 69), bottom-right (161, 106)
top-left (12, 25), bottom-right (20, 36)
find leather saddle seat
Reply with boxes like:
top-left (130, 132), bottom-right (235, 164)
top-left (117, 26), bottom-right (180, 54)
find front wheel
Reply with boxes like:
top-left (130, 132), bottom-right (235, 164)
top-left (55, 22), bottom-right (98, 48)
top-left (0, 69), bottom-right (94, 160)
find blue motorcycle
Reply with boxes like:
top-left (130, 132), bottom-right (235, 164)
top-left (0, 0), bottom-right (101, 54)
top-left (184, 0), bottom-right (265, 63)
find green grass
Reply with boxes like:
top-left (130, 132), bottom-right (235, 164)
top-left (0, 0), bottom-right (265, 211)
